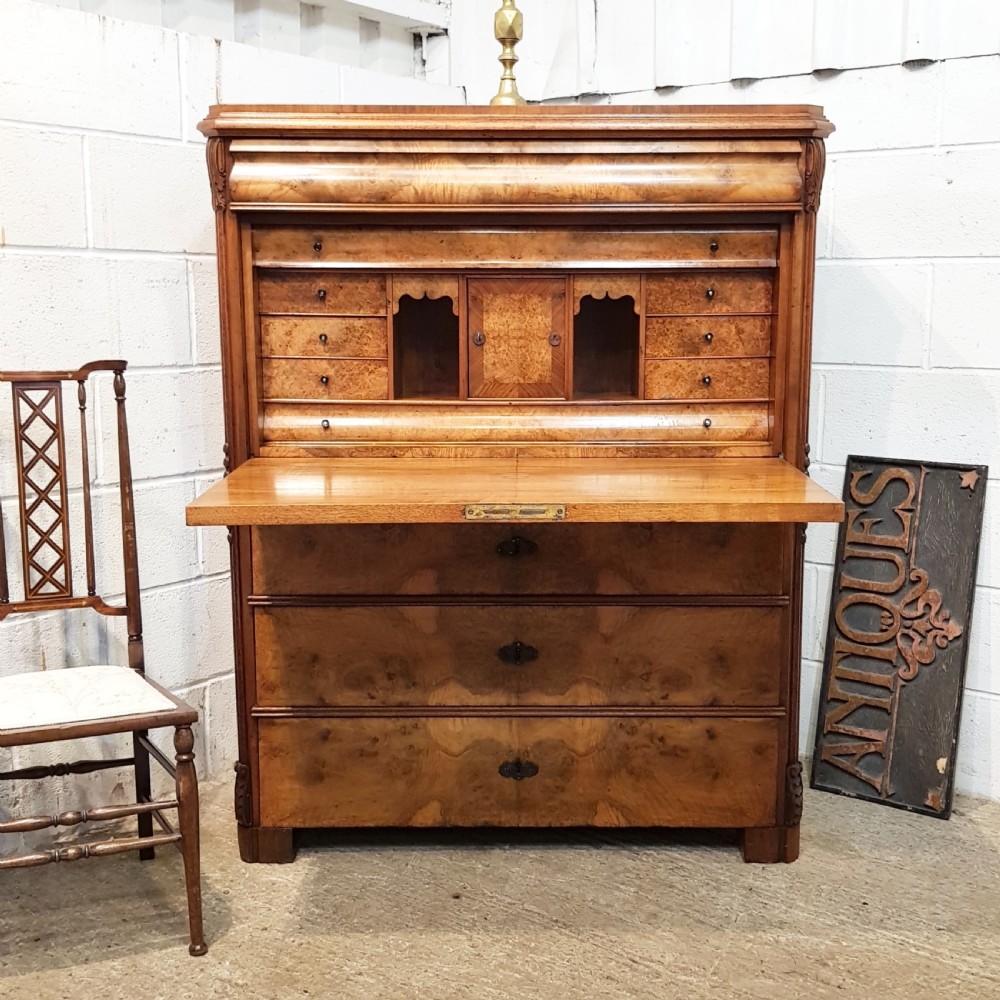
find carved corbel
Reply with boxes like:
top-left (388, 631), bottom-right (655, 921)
top-left (803, 139), bottom-right (826, 214)
top-left (207, 138), bottom-right (231, 213)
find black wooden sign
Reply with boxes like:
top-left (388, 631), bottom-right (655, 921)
top-left (811, 456), bottom-right (988, 818)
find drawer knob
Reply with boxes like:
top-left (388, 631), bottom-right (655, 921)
top-left (498, 640), bottom-right (539, 666)
top-left (499, 759), bottom-right (539, 781)
top-left (548, 332), bottom-right (561, 347)
top-left (701, 375), bottom-right (712, 385)
top-left (703, 332), bottom-right (714, 343)
top-left (316, 288), bottom-right (327, 301)
top-left (705, 287), bottom-right (716, 301)
top-left (496, 535), bottom-right (538, 558)
top-left (703, 418), bottom-right (712, 429)
top-left (709, 240), bottom-right (719, 253)
top-left (319, 333), bottom-right (328, 344)
top-left (321, 419), bottom-right (331, 430)
top-left (320, 375), bottom-right (329, 385)
top-left (313, 240), bottom-right (323, 252)
top-left (472, 330), bottom-right (486, 347)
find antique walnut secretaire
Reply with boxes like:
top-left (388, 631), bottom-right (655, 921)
top-left (187, 104), bottom-right (844, 864)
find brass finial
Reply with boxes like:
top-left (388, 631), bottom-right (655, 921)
top-left (490, 0), bottom-right (525, 106)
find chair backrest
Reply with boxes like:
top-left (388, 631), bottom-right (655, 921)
top-left (0, 361), bottom-right (144, 673)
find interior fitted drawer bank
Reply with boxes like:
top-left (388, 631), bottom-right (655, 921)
top-left (253, 604), bottom-right (786, 708)
top-left (250, 523), bottom-right (788, 597)
top-left (189, 104), bottom-right (841, 865)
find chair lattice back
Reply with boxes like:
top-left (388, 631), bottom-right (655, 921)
top-left (0, 361), bottom-right (144, 671)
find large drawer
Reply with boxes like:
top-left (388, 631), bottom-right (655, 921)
top-left (251, 523), bottom-right (787, 596)
top-left (257, 716), bottom-right (780, 828)
top-left (254, 604), bottom-right (785, 708)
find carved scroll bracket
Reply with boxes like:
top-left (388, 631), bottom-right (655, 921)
top-left (803, 139), bottom-right (826, 214)
top-left (207, 138), bottom-right (231, 213)
top-left (234, 761), bottom-right (251, 826)
top-left (786, 761), bottom-right (804, 825)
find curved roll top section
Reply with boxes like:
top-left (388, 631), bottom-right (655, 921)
top-left (226, 144), bottom-right (804, 213)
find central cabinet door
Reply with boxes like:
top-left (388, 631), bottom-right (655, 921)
top-left (468, 277), bottom-right (567, 398)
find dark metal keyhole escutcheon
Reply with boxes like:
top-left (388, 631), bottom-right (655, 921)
top-left (497, 640), bottom-right (539, 666)
top-left (496, 535), bottom-right (538, 557)
top-left (499, 760), bottom-right (539, 781)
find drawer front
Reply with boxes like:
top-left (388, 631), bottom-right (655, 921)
top-left (261, 316), bottom-right (387, 359)
top-left (263, 358), bottom-right (389, 401)
top-left (257, 716), bottom-right (779, 828)
top-left (252, 226), bottom-right (780, 268)
top-left (645, 316), bottom-right (771, 359)
top-left (644, 359), bottom-right (770, 401)
top-left (254, 605), bottom-right (785, 708)
top-left (252, 523), bottom-right (787, 597)
top-left (646, 272), bottom-right (773, 315)
top-left (258, 271), bottom-right (387, 315)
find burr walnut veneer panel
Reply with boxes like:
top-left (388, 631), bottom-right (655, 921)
top-left (191, 104), bottom-right (838, 865)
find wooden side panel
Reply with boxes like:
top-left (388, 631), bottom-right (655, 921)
top-left (646, 272), bottom-right (773, 315)
top-left (254, 605), bottom-right (785, 708)
top-left (261, 317), bottom-right (387, 359)
top-left (468, 278), bottom-right (567, 399)
top-left (251, 523), bottom-right (786, 596)
top-left (257, 717), bottom-right (780, 828)
top-left (644, 359), bottom-right (770, 401)
top-left (263, 359), bottom-right (388, 401)
top-left (645, 316), bottom-right (771, 359)
top-left (258, 272), bottom-right (386, 315)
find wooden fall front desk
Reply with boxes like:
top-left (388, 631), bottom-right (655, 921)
top-left (189, 104), bottom-right (842, 864)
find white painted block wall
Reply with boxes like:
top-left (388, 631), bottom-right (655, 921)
top-left (0, 0), bottom-right (462, 854)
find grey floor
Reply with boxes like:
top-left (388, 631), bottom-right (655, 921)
top-left (2, 779), bottom-right (999, 999)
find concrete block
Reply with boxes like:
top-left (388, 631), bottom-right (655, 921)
top-left (802, 562), bottom-right (836, 663)
top-left (340, 65), bottom-right (464, 104)
top-left (595, 0), bottom-right (657, 95)
top-left (195, 474), bottom-right (232, 576)
top-left (822, 369), bottom-right (1000, 472)
top-left (941, 56), bottom-right (1000, 146)
top-left (181, 34), bottom-right (220, 144)
top-left (140, 577), bottom-right (233, 691)
top-left (655, 0), bottom-right (734, 88)
top-left (164, 0), bottom-right (234, 41)
top-left (205, 673), bottom-right (238, 777)
top-left (730, 0), bottom-right (814, 81)
top-left (811, 0), bottom-right (905, 72)
top-left (833, 149), bottom-right (1000, 259)
top-left (930, 263), bottom-right (1000, 369)
top-left (0, 254), bottom-right (191, 370)
top-left (964, 585), bottom-right (998, 697)
top-left (0, 0), bottom-right (181, 138)
top-left (939, 0), bottom-right (1000, 60)
top-left (813, 262), bottom-right (929, 367)
top-left (88, 138), bottom-right (214, 255)
top-left (798, 658), bottom-right (823, 757)
top-left (807, 372), bottom-right (825, 466)
top-left (191, 258), bottom-right (222, 366)
top-left (976, 479), bottom-right (998, 590)
top-left (0, 128), bottom-right (87, 249)
top-left (804, 463), bottom-right (844, 567)
top-left (955, 691), bottom-right (1000, 800)
top-left (90, 479), bottom-right (200, 595)
top-left (218, 40), bottom-right (343, 104)
top-left (95, 369), bottom-right (225, 482)
top-left (234, 0), bottom-right (301, 53)
top-left (747, 63), bottom-right (941, 154)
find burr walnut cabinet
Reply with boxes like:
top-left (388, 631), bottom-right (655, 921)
top-left (188, 104), bottom-right (843, 864)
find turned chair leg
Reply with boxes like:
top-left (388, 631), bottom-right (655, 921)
top-left (133, 731), bottom-right (155, 861)
top-left (174, 726), bottom-right (208, 957)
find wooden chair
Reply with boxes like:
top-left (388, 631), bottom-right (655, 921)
top-left (0, 361), bottom-right (207, 956)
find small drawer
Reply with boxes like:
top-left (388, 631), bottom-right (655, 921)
top-left (645, 316), bottom-right (771, 358)
top-left (252, 522), bottom-right (787, 596)
top-left (645, 359), bottom-right (770, 401)
top-left (257, 271), bottom-right (387, 315)
top-left (257, 716), bottom-right (779, 828)
top-left (261, 316), bottom-right (387, 359)
top-left (254, 604), bottom-right (784, 708)
top-left (646, 272), bottom-right (773, 315)
top-left (263, 359), bottom-right (388, 401)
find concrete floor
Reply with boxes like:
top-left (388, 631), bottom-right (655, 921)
top-left (2, 780), bottom-right (999, 999)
